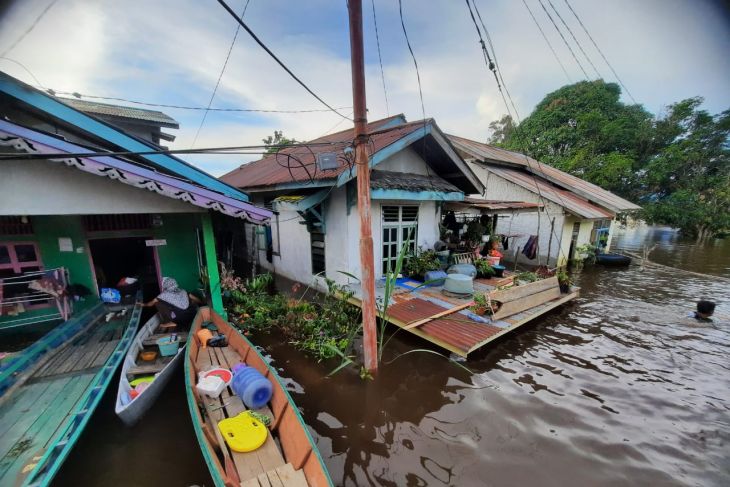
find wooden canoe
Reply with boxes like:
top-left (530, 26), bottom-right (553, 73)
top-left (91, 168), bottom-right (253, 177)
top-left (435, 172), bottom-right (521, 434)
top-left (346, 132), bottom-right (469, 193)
top-left (185, 307), bottom-right (333, 487)
top-left (114, 314), bottom-right (185, 426)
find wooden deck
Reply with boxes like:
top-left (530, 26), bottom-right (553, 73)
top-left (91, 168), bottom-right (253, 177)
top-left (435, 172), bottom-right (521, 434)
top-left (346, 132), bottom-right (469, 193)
top-left (0, 302), bottom-right (139, 486)
top-left (347, 276), bottom-right (578, 357)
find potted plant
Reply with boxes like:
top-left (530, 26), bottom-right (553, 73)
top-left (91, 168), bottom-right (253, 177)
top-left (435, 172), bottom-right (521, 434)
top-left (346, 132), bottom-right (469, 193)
top-left (474, 259), bottom-right (496, 279)
top-left (470, 292), bottom-right (497, 316)
top-left (405, 248), bottom-right (441, 281)
top-left (464, 220), bottom-right (486, 251)
top-left (514, 271), bottom-right (539, 286)
top-left (557, 270), bottom-right (572, 293)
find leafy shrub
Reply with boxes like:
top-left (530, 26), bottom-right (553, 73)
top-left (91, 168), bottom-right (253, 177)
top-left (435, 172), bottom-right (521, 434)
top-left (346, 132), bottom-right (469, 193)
top-left (405, 248), bottom-right (441, 279)
top-left (474, 259), bottom-right (495, 278)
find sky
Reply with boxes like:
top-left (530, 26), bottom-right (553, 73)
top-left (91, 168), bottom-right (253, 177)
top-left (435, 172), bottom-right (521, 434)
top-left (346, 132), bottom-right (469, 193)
top-left (0, 0), bottom-right (728, 176)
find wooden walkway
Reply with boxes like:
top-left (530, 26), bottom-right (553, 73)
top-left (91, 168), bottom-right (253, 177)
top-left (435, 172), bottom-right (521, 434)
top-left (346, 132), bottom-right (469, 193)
top-left (347, 276), bottom-right (578, 357)
top-left (0, 303), bottom-right (139, 486)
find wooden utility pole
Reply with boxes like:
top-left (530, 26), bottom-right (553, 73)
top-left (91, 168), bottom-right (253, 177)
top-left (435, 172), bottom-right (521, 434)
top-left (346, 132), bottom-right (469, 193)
top-left (347, 0), bottom-right (378, 373)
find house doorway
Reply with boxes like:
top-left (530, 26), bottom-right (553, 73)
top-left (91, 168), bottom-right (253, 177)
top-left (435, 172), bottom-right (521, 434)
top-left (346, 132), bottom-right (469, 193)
top-left (88, 236), bottom-right (160, 302)
top-left (567, 222), bottom-right (581, 262)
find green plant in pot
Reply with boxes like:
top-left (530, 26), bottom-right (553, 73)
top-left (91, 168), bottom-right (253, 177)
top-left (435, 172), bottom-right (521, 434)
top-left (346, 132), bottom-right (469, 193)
top-left (514, 271), bottom-right (539, 285)
top-left (474, 259), bottom-right (495, 279)
top-left (557, 270), bottom-right (572, 293)
top-left (464, 220), bottom-right (486, 250)
top-left (470, 292), bottom-right (497, 316)
top-left (404, 248), bottom-right (441, 281)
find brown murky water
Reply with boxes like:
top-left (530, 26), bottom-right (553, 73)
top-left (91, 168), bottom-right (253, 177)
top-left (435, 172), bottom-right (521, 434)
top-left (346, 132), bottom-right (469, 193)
top-left (55, 226), bottom-right (730, 486)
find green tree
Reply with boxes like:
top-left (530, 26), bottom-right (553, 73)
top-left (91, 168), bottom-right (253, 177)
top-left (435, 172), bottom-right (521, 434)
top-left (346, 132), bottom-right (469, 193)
top-left (502, 80), bottom-right (654, 197)
top-left (487, 114), bottom-right (514, 145)
top-left (640, 98), bottom-right (730, 240)
top-left (262, 130), bottom-right (298, 154)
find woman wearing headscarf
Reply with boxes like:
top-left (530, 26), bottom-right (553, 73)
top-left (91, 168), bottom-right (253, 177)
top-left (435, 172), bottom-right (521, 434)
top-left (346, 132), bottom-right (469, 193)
top-left (141, 277), bottom-right (200, 331)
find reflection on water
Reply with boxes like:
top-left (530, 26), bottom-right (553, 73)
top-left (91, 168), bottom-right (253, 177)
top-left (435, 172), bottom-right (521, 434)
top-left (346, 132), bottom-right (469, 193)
top-left (257, 241), bottom-right (730, 486)
top-left (612, 223), bottom-right (730, 277)
top-left (55, 226), bottom-right (730, 486)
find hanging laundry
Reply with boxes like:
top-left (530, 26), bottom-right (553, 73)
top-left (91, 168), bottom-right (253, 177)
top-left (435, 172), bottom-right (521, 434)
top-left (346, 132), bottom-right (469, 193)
top-left (522, 235), bottom-right (538, 260)
top-left (501, 235), bottom-right (510, 251)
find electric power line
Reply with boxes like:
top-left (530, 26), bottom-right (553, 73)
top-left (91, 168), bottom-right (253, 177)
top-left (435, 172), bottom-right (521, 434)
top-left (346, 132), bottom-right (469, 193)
top-left (397, 0), bottom-right (426, 125)
top-left (192, 0), bottom-right (252, 148)
top-left (0, 57), bottom-right (45, 89)
top-left (546, 0), bottom-right (601, 79)
top-left (472, 0), bottom-right (520, 120)
top-left (47, 89), bottom-right (351, 114)
top-left (0, 0), bottom-right (60, 58)
top-left (536, 0), bottom-right (589, 78)
top-left (520, 0), bottom-right (572, 83)
top-left (370, 0), bottom-right (390, 116)
top-left (215, 0), bottom-right (351, 121)
top-left (562, 0), bottom-right (637, 103)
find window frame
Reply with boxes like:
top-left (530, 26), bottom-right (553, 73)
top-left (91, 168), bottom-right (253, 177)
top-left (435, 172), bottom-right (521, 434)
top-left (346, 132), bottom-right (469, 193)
top-left (0, 241), bottom-right (43, 274)
top-left (381, 205), bottom-right (419, 275)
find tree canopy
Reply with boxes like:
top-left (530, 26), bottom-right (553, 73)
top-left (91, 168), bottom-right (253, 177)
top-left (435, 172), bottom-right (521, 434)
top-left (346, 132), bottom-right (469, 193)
top-left (494, 80), bottom-right (729, 239)
top-left (262, 130), bottom-right (298, 154)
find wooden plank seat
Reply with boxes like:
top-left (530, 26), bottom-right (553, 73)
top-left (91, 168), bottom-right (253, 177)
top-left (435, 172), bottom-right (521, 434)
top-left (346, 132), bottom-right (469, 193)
top-left (142, 332), bottom-right (188, 347)
top-left (194, 344), bottom-right (285, 483)
top-left (126, 355), bottom-right (176, 376)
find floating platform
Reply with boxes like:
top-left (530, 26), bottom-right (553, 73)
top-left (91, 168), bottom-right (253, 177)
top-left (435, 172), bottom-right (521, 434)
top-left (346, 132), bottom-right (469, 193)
top-left (346, 275), bottom-right (578, 357)
top-left (0, 301), bottom-right (140, 486)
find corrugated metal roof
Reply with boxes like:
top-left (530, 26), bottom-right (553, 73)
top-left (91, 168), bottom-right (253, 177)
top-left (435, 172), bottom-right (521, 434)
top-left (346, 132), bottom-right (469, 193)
top-left (487, 165), bottom-right (614, 219)
top-left (221, 115), bottom-right (424, 189)
top-left (446, 197), bottom-right (542, 211)
top-left (370, 170), bottom-right (460, 193)
top-left (58, 97), bottom-right (179, 127)
top-left (448, 135), bottom-right (641, 213)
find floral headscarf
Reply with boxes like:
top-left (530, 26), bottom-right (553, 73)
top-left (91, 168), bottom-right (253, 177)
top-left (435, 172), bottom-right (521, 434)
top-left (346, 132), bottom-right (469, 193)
top-left (158, 277), bottom-right (189, 309)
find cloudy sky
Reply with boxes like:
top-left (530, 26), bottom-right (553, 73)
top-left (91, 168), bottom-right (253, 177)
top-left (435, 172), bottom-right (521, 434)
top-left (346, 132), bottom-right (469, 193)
top-left (1, 0), bottom-right (728, 176)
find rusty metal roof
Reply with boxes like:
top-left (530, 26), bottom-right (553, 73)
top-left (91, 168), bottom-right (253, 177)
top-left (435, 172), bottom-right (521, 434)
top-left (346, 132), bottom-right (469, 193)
top-left (487, 165), bottom-right (614, 219)
top-left (221, 115), bottom-right (412, 189)
top-left (448, 135), bottom-right (641, 213)
top-left (445, 198), bottom-right (542, 212)
top-left (220, 115), bottom-right (483, 195)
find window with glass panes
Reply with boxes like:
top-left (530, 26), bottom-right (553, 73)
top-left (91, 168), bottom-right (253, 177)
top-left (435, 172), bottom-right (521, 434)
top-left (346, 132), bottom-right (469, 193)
top-left (381, 205), bottom-right (419, 275)
top-left (0, 241), bottom-right (47, 307)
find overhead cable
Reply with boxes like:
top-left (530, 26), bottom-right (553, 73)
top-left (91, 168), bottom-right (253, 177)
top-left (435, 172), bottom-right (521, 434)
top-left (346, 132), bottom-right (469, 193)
top-left (47, 90), bottom-right (351, 114)
top-left (215, 0), bottom-right (351, 120)
top-left (370, 0), bottom-right (390, 116)
top-left (562, 0), bottom-right (637, 103)
top-left (536, 0), bottom-right (589, 78)
top-left (192, 0), bottom-right (252, 148)
top-left (520, 0), bottom-right (572, 83)
top-left (0, 0), bottom-right (60, 58)
top-left (546, 0), bottom-right (601, 79)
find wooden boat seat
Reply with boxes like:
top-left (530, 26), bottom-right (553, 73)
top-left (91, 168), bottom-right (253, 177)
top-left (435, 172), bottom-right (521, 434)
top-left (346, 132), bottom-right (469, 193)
top-left (240, 463), bottom-right (308, 487)
top-left (196, 344), bottom-right (298, 484)
top-left (127, 355), bottom-right (175, 376)
top-left (142, 332), bottom-right (188, 347)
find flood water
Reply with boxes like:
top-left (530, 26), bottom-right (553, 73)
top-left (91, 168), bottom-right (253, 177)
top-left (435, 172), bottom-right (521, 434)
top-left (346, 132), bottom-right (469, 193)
top-left (55, 225), bottom-right (730, 486)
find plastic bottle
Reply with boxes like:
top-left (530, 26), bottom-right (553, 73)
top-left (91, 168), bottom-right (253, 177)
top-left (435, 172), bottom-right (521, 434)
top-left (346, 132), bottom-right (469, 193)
top-left (230, 364), bottom-right (273, 409)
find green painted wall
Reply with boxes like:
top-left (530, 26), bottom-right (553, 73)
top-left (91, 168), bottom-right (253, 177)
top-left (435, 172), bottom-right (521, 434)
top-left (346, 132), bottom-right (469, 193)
top-left (1, 212), bottom-right (223, 329)
top-left (154, 213), bottom-right (201, 292)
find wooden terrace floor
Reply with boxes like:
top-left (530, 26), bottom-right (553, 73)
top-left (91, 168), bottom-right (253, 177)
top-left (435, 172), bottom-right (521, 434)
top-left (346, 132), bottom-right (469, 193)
top-left (347, 276), bottom-right (579, 357)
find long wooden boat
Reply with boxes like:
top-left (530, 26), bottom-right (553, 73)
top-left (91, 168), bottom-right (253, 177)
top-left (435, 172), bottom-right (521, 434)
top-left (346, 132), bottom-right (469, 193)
top-left (114, 314), bottom-right (186, 426)
top-left (0, 300), bottom-right (140, 487)
top-left (185, 307), bottom-right (333, 487)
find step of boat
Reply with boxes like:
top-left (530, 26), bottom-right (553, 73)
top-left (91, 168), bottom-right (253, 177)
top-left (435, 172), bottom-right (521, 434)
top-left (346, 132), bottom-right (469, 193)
top-left (127, 356), bottom-right (176, 376)
top-left (142, 332), bottom-right (188, 347)
top-left (196, 345), bottom-right (282, 483)
top-left (240, 463), bottom-right (308, 487)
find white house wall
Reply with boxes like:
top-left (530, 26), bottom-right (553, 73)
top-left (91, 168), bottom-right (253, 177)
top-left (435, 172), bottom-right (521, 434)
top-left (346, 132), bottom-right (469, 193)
top-left (376, 146), bottom-right (431, 175)
top-left (467, 162), bottom-right (567, 266)
top-left (0, 159), bottom-right (202, 215)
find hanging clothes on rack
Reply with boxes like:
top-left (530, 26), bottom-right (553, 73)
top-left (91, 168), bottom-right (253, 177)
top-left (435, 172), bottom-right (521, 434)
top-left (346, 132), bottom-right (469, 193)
top-left (522, 235), bottom-right (539, 260)
top-left (501, 235), bottom-right (510, 251)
